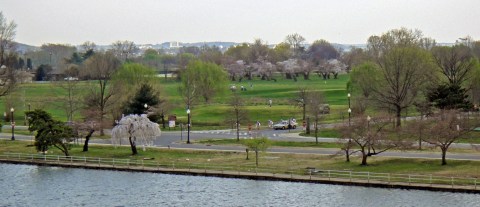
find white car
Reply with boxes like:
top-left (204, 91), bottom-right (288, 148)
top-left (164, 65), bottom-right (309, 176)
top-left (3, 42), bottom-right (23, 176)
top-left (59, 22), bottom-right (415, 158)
top-left (273, 120), bottom-right (297, 130)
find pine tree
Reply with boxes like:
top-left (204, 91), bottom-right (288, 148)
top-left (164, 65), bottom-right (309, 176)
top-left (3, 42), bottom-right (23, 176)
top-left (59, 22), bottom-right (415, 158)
top-left (124, 84), bottom-right (159, 115)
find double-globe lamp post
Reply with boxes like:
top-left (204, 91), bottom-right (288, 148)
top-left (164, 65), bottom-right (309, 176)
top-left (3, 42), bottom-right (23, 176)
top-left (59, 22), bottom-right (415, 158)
top-left (187, 108), bottom-right (191, 144)
top-left (10, 107), bottom-right (14, 140)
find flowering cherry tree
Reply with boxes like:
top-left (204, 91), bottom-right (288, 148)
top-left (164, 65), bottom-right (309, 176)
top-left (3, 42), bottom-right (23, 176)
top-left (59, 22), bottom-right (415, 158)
top-left (111, 114), bottom-right (161, 155)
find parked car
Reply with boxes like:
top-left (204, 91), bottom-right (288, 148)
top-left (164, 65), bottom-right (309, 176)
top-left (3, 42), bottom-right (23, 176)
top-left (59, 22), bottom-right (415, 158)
top-left (273, 120), bottom-right (297, 130)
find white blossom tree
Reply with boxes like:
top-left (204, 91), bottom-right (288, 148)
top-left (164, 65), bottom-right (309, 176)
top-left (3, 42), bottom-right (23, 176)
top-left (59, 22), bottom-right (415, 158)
top-left (111, 114), bottom-right (161, 155)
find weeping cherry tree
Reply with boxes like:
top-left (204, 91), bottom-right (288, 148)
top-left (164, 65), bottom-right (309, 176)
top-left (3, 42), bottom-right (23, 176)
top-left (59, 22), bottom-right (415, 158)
top-left (111, 114), bottom-right (161, 155)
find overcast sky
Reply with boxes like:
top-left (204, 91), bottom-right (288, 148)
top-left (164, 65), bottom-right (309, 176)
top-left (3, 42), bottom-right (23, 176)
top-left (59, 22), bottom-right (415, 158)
top-left (1, 0), bottom-right (479, 46)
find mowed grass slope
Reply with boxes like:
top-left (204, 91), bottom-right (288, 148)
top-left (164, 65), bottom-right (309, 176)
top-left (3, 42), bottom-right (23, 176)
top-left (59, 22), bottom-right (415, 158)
top-left (2, 74), bottom-right (349, 127)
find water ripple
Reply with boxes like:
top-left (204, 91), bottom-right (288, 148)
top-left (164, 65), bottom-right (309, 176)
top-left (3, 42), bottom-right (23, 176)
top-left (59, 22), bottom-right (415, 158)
top-left (0, 163), bottom-right (479, 206)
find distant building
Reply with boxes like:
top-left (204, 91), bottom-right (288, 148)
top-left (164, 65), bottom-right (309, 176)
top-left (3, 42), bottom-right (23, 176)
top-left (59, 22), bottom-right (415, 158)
top-left (169, 41), bottom-right (181, 48)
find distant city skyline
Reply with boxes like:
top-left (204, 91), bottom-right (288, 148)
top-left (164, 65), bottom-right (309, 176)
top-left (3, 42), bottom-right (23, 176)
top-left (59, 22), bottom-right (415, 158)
top-left (1, 0), bottom-right (479, 46)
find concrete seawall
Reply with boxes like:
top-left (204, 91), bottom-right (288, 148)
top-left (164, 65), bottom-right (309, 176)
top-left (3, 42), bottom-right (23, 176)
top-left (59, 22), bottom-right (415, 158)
top-left (1, 158), bottom-right (479, 194)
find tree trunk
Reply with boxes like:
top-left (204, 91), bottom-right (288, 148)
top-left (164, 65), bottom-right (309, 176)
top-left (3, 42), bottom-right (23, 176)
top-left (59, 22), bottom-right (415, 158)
top-left (236, 110), bottom-right (240, 141)
top-left (129, 136), bottom-right (138, 155)
top-left (82, 129), bottom-right (95, 152)
top-left (345, 140), bottom-right (352, 162)
top-left (396, 106), bottom-right (402, 127)
top-left (302, 104), bottom-right (306, 121)
top-left (303, 73), bottom-right (309, 80)
top-left (361, 152), bottom-right (368, 165)
top-left (418, 137), bottom-right (422, 150)
top-left (345, 150), bottom-right (350, 162)
top-left (246, 148), bottom-right (249, 160)
top-left (161, 114), bottom-right (166, 129)
top-left (61, 145), bottom-right (70, 157)
top-left (441, 148), bottom-right (447, 165)
top-left (100, 115), bottom-right (105, 136)
top-left (255, 149), bottom-right (259, 167)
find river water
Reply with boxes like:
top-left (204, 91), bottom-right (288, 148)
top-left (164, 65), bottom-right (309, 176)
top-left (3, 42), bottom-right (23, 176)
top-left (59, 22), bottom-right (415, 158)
top-left (0, 163), bottom-right (479, 207)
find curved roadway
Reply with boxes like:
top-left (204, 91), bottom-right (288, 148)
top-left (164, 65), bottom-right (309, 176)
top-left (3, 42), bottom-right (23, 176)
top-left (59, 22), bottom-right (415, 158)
top-left (3, 127), bottom-right (480, 161)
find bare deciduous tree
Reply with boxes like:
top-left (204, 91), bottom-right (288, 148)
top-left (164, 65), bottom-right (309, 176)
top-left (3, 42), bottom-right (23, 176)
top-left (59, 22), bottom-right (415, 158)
top-left (341, 116), bottom-right (409, 165)
top-left (307, 91), bottom-right (326, 144)
top-left (0, 12), bottom-right (17, 66)
top-left (0, 64), bottom-right (16, 98)
top-left (285, 33), bottom-right (305, 57)
top-left (81, 41), bottom-right (97, 52)
top-left (82, 52), bottom-right (121, 136)
top-left (419, 110), bottom-right (474, 165)
top-left (111, 40), bottom-right (137, 62)
top-left (292, 87), bottom-right (309, 121)
top-left (51, 77), bottom-right (84, 122)
top-left (227, 91), bottom-right (249, 141)
top-left (340, 47), bottom-right (366, 73)
top-left (432, 45), bottom-right (476, 86)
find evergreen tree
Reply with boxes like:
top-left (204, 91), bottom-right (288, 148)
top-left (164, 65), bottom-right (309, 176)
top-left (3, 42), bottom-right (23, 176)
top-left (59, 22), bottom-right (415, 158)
top-left (124, 84), bottom-right (160, 115)
top-left (35, 64), bottom-right (52, 81)
top-left (26, 109), bottom-right (75, 156)
top-left (428, 84), bottom-right (473, 110)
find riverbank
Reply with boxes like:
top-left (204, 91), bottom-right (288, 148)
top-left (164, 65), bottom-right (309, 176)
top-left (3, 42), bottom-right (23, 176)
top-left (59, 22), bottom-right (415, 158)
top-left (1, 153), bottom-right (479, 194)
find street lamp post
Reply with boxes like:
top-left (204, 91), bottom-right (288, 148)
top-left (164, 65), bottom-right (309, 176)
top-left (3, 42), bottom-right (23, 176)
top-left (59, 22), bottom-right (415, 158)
top-left (10, 108), bottom-right (14, 140)
top-left (367, 115), bottom-right (371, 128)
top-left (187, 108), bottom-right (191, 144)
top-left (144, 103), bottom-right (148, 115)
top-left (348, 93), bottom-right (351, 126)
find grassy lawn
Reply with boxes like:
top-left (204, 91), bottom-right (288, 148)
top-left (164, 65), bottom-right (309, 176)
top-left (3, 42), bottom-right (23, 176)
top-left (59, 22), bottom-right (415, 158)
top-left (1, 140), bottom-right (480, 177)
top-left (2, 74), bottom-right (350, 126)
top-left (197, 138), bottom-right (341, 148)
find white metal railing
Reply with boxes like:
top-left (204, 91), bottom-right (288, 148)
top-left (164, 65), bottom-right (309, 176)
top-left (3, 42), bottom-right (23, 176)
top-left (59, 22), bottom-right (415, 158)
top-left (0, 152), bottom-right (477, 190)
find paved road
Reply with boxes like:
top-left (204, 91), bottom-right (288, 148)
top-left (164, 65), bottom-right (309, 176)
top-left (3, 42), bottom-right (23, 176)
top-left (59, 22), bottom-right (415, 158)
top-left (3, 127), bottom-right (480, 161)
